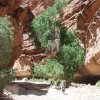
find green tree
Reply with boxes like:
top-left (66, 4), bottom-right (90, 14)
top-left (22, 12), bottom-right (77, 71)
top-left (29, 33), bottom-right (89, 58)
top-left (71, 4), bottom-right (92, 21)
top-left (0, 16), bottom-right (14, 67)
top-left (31, 0), bottom-right (85, 81)
top-left (0, 16), bottom-right (14, 95)
top-left (31, 0), bottom-right (68, 48)
top-left (57, 30), bottom-right (85, 80)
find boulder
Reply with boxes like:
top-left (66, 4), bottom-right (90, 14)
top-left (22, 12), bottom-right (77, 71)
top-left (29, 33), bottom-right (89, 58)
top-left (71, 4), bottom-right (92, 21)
top-left (4, 84), bottom-right (26, 94)
top-left (13, 54), bottom-right (34, 78)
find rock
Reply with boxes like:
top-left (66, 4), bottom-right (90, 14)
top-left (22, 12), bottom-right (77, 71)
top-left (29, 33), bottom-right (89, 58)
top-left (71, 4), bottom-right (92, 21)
top-left (62, 0), bottom-right (100, 81)
top-left (4, 84), bottom-right (26, 95)
top-left (21, 77), bottom-right (28, 82)
top-left (95, 80), bottom-right (100, 87)
top-left (0, 0), bottom-right (54, 68)
top-left (13, 54), bottom-right (34, 78)
top-left (0, 0), bottom-right (100, 82)
top-left (7, 26), bottom-right (23, 68)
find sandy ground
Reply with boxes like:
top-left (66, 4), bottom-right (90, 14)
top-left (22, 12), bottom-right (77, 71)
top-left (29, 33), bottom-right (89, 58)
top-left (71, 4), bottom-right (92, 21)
top-left (5, 83), bottom-right (100, 100)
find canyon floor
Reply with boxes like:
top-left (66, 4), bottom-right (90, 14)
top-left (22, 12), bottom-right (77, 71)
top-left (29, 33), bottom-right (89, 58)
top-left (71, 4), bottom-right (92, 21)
top-left (3, 81), bottom-right (100, 100)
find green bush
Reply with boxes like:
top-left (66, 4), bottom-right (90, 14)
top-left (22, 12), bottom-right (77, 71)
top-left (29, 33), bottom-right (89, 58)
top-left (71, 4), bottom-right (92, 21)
top-left (57, 30), bottom-right (85, 80)
top-left (33, 29), bottom-right (85, 80)
top-left (0, 68), bottom-right (15, 94)
top-left (0, 16), bottom-right (14, 67)
top-left (31, 0), bottom-right (68, 48)
top-left (0, 16), bottom-right (14, 94)
top-left (34, 58), bottom-right (64, 79)
top-left (31, 0), bottom-right (85, 81)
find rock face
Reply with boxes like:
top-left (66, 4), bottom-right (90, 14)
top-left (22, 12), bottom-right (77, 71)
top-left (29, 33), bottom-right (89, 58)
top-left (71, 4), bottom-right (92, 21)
top-left (0, 0), bottom-right (54, 67)
top-left (0, 0), bottom-right (100, 80)
top-left (7, 26), bottom-right (23, 68)
top-left (13, 54), bottom-right (34, 78)
top-left (62, 0), bottom-right (100, 79)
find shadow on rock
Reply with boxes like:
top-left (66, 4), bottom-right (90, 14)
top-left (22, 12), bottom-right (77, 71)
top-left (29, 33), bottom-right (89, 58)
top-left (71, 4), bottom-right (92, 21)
top-left (0, 94), bottom-right (13, 100)
top-left (4, 82), bottom-right (50, 96)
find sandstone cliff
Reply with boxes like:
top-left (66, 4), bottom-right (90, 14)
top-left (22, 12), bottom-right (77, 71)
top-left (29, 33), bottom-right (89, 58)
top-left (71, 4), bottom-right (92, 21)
top-left (62, 0), bottom-right (100, 81)
top-left (0, 0), bottom-right (54, 67)
top-left (0, 0), bottom-right (100, 81)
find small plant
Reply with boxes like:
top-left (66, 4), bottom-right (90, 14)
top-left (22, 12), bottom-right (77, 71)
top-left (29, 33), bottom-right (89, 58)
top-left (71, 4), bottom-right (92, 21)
top-left (34, 58), bottom-right (64, 79)
top-left (0, 68), bottom-right (15, 94)
top-left (29, 78), bottom-right (49, 83)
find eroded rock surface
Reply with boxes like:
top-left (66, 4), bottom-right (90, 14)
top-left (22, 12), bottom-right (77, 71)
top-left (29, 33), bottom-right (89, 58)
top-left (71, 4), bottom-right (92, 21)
top-left (0, 0), bottom-right (100, 80)
top-left (62, 0), bottom-right (100, 79)
top-left (13, 54), bottom-right (34, 78)
top-left (0, 0), bottom-right (54, 67)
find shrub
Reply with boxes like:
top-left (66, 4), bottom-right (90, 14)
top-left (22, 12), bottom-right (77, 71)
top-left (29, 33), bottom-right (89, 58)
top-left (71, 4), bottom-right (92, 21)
top-left (31, 0), bottom-right (85, 81)
top-left (0, 16), bottom-right (14, 67)
top-left (0, 68), bottom-right (15, 94)
top-left (34, 58), bottom-right (64, 79)
top-left (57, 30), bottom-right (85, 80)
top-left (31, 0), bottom-right (68, 48)
top-left (0, 16), bottom-right (14, 94)
top-left (33, 29), bottom-right (85, 80)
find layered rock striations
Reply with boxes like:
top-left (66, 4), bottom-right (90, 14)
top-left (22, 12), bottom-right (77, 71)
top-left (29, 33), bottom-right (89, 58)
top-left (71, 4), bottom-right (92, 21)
top-left (0, 0), bottom-right (100, 81)
top-left (0, 0), bottom-right (54, 67)
top-left (62, 0), bottom-right (100, 80)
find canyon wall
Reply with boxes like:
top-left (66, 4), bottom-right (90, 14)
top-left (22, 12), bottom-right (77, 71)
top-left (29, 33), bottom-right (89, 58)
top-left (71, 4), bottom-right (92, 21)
top-left (62, 0), bottom-right (100, 81)
top-left (0, 0), bottom-right (54, 67)
top-left (0, 0), bottom-right (100, 81)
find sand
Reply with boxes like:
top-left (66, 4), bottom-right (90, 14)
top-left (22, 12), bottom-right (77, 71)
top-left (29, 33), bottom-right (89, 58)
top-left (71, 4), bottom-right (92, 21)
top-left (5, 83), bottom-right (100, 100)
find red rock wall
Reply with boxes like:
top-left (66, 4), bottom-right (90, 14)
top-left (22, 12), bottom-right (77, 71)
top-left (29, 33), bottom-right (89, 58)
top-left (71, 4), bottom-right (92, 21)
top-left (0, 0), bottom-right (100, 80)
top-left (62, 0), bottom-right (100, 78)
top-left (0, 0), bottom-right (54, 67)
top-left (0, 0), bottom-right (23, 67)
